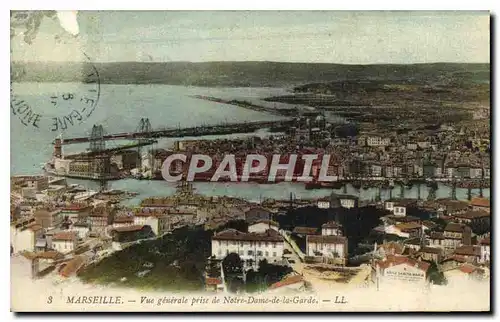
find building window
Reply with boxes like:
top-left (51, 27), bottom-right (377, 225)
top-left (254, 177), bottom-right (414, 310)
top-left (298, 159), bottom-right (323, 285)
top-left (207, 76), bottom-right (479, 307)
top-left (273, 252), bottom-right (277, 257)
top-left (257, 251), bottom-right (263, 256)
top-left (248, 250), bottom-right (253, 256)
top-left (265, 251), bottom-right (269, 257)
top-left (265, 242), bottom-right (269, 247)
top-left (273, 243), bottom-right (276, 248)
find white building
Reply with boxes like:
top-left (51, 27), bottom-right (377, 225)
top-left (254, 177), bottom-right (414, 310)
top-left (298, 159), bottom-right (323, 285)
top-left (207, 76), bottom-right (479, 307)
top-left (317, 199), bottom-right (330, 209)
top-left (321, 221), bottom-right (343, 236)
top-left (470, 168), bottom-right (483, 179)
top-left (60, 204), bottom-right (91, 223)
top-left (384, 199), bottom-right (417, 217)
top-left (373, 255), bottom-right (430, 286)
top-left (267, 274), bottom-right (306, 294)
top-left (133, 212), bottom-right (170, 236)
top-left (407, 143), bottom-right (418, 151)
top-left (338, 195), bottom-right (358, 209)
top-left (367, 136), bottom-right (391, 147)
top-left (112, 216), bottom-right (135, 228)
top-left (26, 176), bottom-right (49, 192)
top-left (306, 235), bottom-right (348, 264)
top-left (211, 229), bottom-right (284, 268)
top-left (10, 218), bottom-right (44, 254)
top-left (417, 141), bottom-right (431, 149)
top-left (248, 220), bottom-right (279, 234)
top-left (51, 232), bottom-right (78, 254)
top-left (479, 237), bottom-right (490, 264)
top-left (70, 222), bottom-right (90, 240)
top-left (371, 164), bottom-right (383, 177)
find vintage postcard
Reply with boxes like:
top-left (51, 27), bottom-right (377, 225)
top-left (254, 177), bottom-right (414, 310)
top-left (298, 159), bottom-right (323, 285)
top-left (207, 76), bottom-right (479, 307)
top-left (10, 10), bottom-right (490, 312)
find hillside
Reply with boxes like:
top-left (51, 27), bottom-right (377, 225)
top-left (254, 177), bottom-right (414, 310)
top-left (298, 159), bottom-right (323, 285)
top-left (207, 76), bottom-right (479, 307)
top-left (10, 61), bottom-right (490, 87)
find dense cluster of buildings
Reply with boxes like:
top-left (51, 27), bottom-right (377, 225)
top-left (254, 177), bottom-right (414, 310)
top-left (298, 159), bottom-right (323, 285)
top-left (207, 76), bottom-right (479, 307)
top-left (145, 116), bottom-right (490, 188)
top-left (11, 167), bottom-right (490, 293)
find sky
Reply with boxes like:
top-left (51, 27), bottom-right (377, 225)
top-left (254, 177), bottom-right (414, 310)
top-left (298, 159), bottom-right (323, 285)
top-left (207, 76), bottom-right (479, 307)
top-left (10, 11), bottom-right (490, 64)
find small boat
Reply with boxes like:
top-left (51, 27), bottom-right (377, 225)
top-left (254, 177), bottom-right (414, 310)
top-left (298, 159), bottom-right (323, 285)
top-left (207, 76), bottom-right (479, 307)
top-left (305, 182), bottom-right (322, 190)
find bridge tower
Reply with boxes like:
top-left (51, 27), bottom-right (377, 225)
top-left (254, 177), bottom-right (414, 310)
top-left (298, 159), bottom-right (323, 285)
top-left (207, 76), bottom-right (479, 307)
top-left (427, 185), bottom-right (436, 201)
top-left (136, 118), bottom-right (153, 171)
top-left (89, 124), bottom-right (110, 191)
top-left (450, 179), bottom-right (457, 200)
top-left (90, 124), bottom-right (106, 152)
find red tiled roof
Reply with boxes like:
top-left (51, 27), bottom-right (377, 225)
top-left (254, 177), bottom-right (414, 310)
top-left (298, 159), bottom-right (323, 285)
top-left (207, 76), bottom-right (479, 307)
top-left (444, 222), bottom-right (469, 233)
top-left (60, 256), bottom-right (85, 278)
top-left (379, 242), bottom-right (405, 255)
top-left (36, 251), bottom-right (64, 260)
top-left (26, 223), bottom-right (43, 232)
top-left (480, 237), bottom-right (490, 246)
top-left (419, 247), bottom-right (442, 255)
top-left (269, 274), bottom-right (304, 289)
top-left (459, 264), bottom-right (479, 274)
top-left (470, 198), bottom-right (490, 208)
top-left (453, 210), bottom-right (489, 220)
top-left (322, 221), bottom-right (342, 229)
top-left (376, 255), bottom-right (431, 272)
top-left (53, 232), bottom-right (77, 241)
top-left (251, 220), bottom-right (279, 227)
top-left (113, 216), bottom-right (134, 223)
top-left (293, 226), bottom-right (318, 235)
top-left (61, 204), bottom-right (90, 211)
top-left (213, 229), bottom-right (283, 242)
top-left (112, 225), bottom-right (146, 233)
top-left (395, 222), bottom-right (422, 232)
top-left (454, 245), bottom-right (481, 257)
top-left (443, 255), bottom-right (467, 263)
top-left (307, 235), bottom-right (347, 245)
top-left (205, 277), bottom-right (222, 285)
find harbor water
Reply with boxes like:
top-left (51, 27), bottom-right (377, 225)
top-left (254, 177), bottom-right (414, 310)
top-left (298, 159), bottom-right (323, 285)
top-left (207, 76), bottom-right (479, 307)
top-left (11, 83), bottom-right (490, 203)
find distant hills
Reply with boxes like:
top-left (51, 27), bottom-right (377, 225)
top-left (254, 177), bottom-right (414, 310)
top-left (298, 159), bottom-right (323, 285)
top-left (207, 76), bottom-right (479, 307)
top-left (10, 61), bottom-right (490, 87)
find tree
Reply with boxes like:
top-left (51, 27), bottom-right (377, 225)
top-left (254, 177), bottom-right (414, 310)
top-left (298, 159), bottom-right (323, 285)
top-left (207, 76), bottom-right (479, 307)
top-left (222, 253), bottom-right (243, 276)
top-left (426, 260), bottom-right (447, 286)
top-left (217, 220), bottom-right (248, 233)
top-left (206, 255), bottom-right (220, 277)
top-left (227, 277), bottom-right (245, 293)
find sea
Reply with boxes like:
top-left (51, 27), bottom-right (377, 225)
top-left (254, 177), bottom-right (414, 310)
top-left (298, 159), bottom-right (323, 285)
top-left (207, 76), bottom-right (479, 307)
top-left (10, 83), bottom-right (490, 206)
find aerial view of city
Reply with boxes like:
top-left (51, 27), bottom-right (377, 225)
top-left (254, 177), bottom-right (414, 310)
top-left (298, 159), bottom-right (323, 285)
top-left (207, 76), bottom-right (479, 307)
top-left (10, 10), bottom-right (490, 312)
